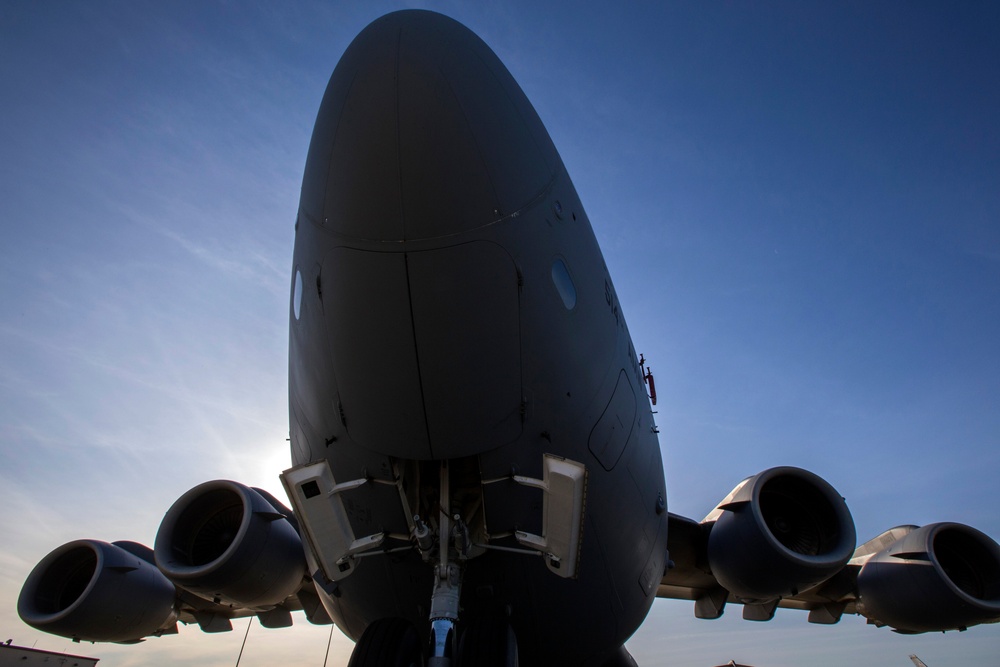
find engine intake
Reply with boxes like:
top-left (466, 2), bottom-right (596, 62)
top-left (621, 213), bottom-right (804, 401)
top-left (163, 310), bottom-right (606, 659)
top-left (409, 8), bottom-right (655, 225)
top-left (18, 539), bottom-right (176, 643)
top-left (706, 467), bottom-right (856, 601)
top-left (857, 522), bottom-right (1000, 632)
top-left (154, 480), bottom-right (305, 609)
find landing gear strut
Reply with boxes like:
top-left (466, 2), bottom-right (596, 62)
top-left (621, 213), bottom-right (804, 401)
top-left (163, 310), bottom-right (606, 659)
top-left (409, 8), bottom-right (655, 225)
top-left (428, 461), bottom-right (462, 667)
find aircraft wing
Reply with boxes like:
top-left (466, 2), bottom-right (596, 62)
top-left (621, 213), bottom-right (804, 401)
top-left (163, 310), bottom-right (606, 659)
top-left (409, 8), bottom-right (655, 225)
top-left (656, 468), bottom-right (1000, 633)
top-left (170, 579), bottom-right (333, 634)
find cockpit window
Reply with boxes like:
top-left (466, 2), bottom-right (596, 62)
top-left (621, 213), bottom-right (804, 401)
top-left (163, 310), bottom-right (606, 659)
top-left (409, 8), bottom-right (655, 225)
top-left (551, 259), bottom-right (577, 310)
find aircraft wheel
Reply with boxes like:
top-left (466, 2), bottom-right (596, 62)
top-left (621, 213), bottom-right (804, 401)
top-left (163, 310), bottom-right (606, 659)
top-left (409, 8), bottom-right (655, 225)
top-left (457, 616), bottom-right (518, 667)
top-left (348, 618), bottom-right (423, 667)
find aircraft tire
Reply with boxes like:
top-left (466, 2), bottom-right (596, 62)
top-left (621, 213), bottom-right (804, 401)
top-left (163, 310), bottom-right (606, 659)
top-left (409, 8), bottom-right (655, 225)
top-left (347, 618), bottom-right (423, 667)
top-left (457, 615), bottom-right (518, 667)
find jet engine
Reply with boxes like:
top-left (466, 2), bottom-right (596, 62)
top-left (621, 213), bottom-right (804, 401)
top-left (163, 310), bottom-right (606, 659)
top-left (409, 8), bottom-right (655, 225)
top-left (18, 539), bottom-right (177, 643)
top-left (705, 467), bottom-right (856, 601)
top-left (856, 522), bottom-right (1000, 632)
top-left (154, 480), bottom-right (306, 609)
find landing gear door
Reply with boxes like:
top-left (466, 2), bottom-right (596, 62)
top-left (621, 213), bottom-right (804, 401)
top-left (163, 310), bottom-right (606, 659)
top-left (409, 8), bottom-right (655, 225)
top-left (281, 460), bottom-right (385, 583)
top-left (513, 454), bottom-right (587, 578)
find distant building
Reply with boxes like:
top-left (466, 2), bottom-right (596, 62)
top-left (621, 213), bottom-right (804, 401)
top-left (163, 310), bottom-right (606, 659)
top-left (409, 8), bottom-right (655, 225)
top-left (0, 640), bottom-right (99, 666)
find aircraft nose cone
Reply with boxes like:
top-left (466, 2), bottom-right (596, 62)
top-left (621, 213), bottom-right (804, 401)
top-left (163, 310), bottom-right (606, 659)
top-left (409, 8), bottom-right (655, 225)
top-left (299, 10), bottom-right (560, 243)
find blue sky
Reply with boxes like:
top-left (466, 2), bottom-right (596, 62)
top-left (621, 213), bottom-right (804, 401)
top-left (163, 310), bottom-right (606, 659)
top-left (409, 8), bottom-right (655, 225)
top-left (2, 2), bottom-right (998, 666)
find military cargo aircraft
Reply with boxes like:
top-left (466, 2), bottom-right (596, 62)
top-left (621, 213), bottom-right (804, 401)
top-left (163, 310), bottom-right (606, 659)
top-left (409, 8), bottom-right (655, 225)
top-left (17, 10), bottom-right (1000, 667)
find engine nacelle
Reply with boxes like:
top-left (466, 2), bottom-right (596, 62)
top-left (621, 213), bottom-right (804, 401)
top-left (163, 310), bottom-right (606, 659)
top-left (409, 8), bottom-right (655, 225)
top-left (154, 480), bottom-right (305, 609)
top-left (18, 539), bottom-right (177, 643)
top-left (856, 522), bottom-right (1000, 632)
top-left (705, 467), bottom-right (856, 601)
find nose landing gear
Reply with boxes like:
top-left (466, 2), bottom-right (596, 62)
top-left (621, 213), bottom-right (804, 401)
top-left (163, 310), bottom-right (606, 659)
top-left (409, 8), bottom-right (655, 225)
top-left (427, 561), bottom-right (461, 663)
top-left (457, 615), bottom-right (519, 667)
top-left (426, 461), bottom-right (463, 667)
top-left (347, 618), bottom-right (423, 667)
top-left (346, 460), bottom-right (518, 667)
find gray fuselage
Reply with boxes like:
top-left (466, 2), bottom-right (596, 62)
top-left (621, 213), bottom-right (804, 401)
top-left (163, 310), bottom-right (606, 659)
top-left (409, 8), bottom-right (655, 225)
top-left (286, 11), bottom-right (668, 665)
